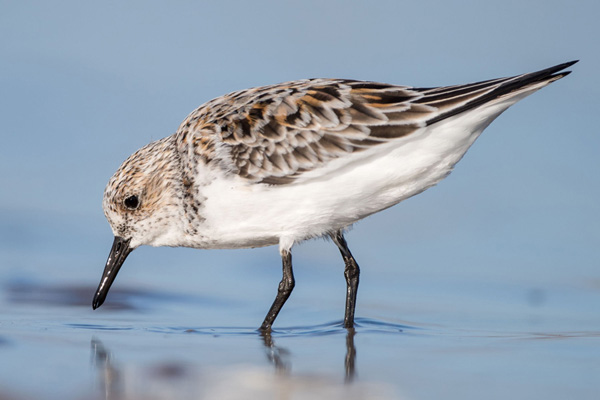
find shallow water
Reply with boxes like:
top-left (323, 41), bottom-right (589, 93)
top-left (1, 254), bottom-right (599, 400)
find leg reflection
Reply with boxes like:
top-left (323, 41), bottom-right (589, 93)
top-left (260, 330), bottom-right (291, 373)
top-left (91, 337), bottom-right (121, 400)
top-left (345, 328), bottom-right (356, 383)
top-left (259, 327), bottom-right (358, 383)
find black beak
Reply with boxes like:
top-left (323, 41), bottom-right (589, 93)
top-left (92, 236), bottom-right (132, 310)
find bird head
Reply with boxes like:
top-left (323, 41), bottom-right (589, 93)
top-left (93, 136), bottom-right (183, 309)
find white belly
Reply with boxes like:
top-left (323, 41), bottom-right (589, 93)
top-left (197, 98), bottom-right (516, 250)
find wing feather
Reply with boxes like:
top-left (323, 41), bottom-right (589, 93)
top-left (175, 62), bottom-right (576, 184)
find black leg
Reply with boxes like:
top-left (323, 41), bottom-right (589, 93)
top-left (260, 250), bottom-right (295, 331)
top-left (331, 230), bottom-right (360, 328)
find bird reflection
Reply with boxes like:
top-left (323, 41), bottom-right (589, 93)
top-left (345, 328), bottom-right (356, 383)
top-left (260, 329), bottom-right (292, 373)
top-left (90, 326), bottom-right (358, 399)
top-left (259, 327), bottom-right (357, 382)
top-left (91, 337), bottom-right (121, 400)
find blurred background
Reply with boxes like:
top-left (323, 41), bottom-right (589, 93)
top-left (0, 1), bottom-right (598, 399)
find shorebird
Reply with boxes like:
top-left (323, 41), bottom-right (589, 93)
top-left (92, 61), bottom-right (576, 330)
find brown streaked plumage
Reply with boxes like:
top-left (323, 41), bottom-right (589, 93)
top-left (174, 62), bottom-right (575, 186)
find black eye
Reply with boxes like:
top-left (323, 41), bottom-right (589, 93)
top-left (123, 195), bottom-right (140, 210)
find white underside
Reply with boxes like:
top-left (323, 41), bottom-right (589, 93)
top-left (174, 88), bottom-right (543, 252)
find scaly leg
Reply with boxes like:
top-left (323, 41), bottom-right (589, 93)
top-left (331, 230), bottom-right (360, 328)
top-left (260, 250), bottom-right (294, 331)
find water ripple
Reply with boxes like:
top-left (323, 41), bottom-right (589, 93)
top-left (146, 317), bottom-right (418, 337)
top-left (66, 323), bottom-right (134, 331)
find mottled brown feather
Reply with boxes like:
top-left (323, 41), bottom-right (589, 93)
top-left (174, 63), bottom-right (575, 184)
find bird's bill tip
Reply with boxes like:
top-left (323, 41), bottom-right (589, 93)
top-left (92, 294), bottom-right (104, 310)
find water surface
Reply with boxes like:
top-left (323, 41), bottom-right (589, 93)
top-left (1, 253), bottom-right (599, 400)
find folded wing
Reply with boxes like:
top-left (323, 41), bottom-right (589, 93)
top-left (176, 61), bottom-right (576, 184)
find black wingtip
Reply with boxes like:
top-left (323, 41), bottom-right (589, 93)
top-left (544, 60), bottom-right (578, 78)
top-left (536, 60), bottom-right (579, 84)
top-left (559, 70), bottom-right (573, 78)
top-left (556, 60), bottom-right (579, 69)
top-left (529, 60), bottom-right (579, 81)
top-left (424, 60), bottom-right (577, 126)
top-left (554, 60), bottom-right (578, 75)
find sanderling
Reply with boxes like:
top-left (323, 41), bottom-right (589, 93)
top-left (93, 61), bottom-right (577, 330)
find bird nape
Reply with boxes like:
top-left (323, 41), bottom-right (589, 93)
top-left (93, 60), bottom-right (577, 330)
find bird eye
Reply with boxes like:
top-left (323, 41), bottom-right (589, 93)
top-left (123, 195), bottom-right (140, 210)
